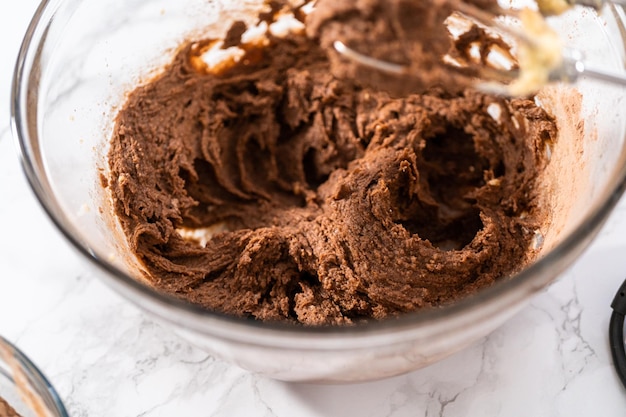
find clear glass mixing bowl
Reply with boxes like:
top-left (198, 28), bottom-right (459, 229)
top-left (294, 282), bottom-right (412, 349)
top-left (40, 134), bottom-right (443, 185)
top-left (12, 0), bottom-right (626, 382)
top-left (0, 336), bottom-right (68, 417)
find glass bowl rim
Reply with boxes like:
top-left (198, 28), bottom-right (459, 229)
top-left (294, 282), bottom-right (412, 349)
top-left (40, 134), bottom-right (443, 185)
top-left (0, 335), bottom-right (69, 417)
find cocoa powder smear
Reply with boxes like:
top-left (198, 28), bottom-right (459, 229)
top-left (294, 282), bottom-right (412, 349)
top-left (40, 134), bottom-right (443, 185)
top-left (107, 1), bottom-right (557, 325)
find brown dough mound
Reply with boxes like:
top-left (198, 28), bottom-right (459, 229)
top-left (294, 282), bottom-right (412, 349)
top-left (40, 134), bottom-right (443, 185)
top-left (108, 34), bottom-right (556, 325)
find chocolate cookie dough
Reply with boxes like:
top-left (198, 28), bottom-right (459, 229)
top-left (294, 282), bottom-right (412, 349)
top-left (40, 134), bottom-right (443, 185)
top-left (307, 0), bottom-right (511, 95)
top-left (107, 19), bottom-right (556, 325)
top-left (0, 397), bottom-right (22, 417)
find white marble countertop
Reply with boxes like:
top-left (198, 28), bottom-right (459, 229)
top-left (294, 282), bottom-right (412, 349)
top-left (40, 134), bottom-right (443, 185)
top-left (2, 1), bottom-right (626, 416)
